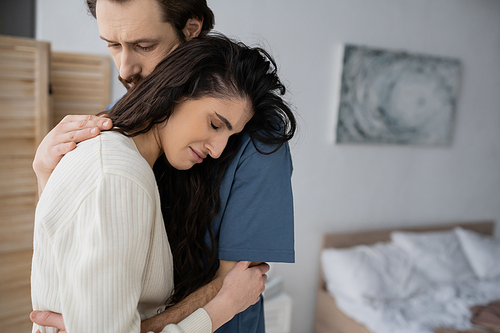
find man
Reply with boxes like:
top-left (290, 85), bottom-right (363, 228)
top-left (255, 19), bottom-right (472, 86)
top-left (31, 0), bottom-right (294, 332)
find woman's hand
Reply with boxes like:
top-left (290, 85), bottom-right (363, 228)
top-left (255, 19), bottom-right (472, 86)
top-left (33, 114), bottom-right (112, 196)
top-left (203, 261), bottom-right (269, 331)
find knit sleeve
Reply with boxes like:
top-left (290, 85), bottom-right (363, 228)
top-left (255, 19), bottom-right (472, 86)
top-left (156, 308), bottom-right (212, 333)
top-left (54, 173), bottom-right (156, 333)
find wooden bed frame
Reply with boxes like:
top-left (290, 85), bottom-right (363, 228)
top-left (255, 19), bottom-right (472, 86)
top-left (313, 220), bottom-right (496, 333)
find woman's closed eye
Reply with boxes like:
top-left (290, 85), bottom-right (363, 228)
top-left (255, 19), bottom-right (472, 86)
top-left (211, 122), bottom-right (220, 130)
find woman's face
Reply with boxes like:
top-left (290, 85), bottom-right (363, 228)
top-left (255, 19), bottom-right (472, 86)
top-left (159, 96), bottom-right (253, 170)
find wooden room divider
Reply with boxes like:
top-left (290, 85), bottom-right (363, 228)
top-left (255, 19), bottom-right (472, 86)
top-left (51, 52), bottom-right (111, 126)
top-left (0, 35), bottom-right (111, 333)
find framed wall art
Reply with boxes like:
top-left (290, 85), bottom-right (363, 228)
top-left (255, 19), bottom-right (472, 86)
top-left (336, 44), bottom-right (461, 145)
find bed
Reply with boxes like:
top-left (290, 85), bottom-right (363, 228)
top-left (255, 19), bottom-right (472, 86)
top-left (314, 220), bottom-right (500, 333)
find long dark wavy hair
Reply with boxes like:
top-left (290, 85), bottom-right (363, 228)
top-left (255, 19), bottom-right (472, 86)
top-left (103, 34), bottom-right (296, 304)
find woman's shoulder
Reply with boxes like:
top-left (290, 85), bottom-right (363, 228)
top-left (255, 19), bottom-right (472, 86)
top-left (98, 131), bottom-right (157, 191)
top-left (99, 131), bottom-right (140, 158)
top-left (59, 131), bottom-right (154, 188)
top-left (66, 131), bottom-right (140, 170)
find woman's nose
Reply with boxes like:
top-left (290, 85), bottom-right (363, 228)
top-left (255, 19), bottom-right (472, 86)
top-left (206, 135), bottom-right (229, 159)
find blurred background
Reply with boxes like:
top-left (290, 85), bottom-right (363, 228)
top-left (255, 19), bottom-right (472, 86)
top-left (1, 0), bottom-right (500, 332)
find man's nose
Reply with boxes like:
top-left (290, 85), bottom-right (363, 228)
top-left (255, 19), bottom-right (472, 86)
top-left (119, 49), bottom-right (141, 82)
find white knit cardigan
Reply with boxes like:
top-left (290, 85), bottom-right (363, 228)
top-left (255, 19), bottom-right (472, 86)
top-left (31, 132), bottom-right (211, 333)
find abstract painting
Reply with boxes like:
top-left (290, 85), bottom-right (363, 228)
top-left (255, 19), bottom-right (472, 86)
top-left (336, 44), bottom-right (461, 145)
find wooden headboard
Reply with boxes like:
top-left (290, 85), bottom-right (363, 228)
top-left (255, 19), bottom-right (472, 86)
top-left (314, 220), bottom-right (496, 333)
top-left (321, 220), bottom-right (494, 249)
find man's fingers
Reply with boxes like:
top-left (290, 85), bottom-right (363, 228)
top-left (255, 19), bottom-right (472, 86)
top-left (100, 117), bottom-right (112, 130)
top-left (53, 141), bottom-right (77, 156)
top-left (254, 262), bottom-right (270, 275)
top-left (45, 114), bottom-right (113, 151)
top-left (30, 311), bottom-right (65, 330)
top-left (60, 114), bottom-right (112, 130)
top-left (234, 261), bottom-right (269, 277)
top-left (236, 261), bottom-right (252, 270)
top-left (56, 127), bottom-right (101, 147)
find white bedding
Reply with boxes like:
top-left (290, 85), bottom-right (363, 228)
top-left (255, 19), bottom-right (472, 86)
top-left (335, 278), bottom-right (500, 333)
top-left (321, 227), bottom-right (500, 333)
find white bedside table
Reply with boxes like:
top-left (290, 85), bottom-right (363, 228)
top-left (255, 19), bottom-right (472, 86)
top-left (264, 293), bottom-right (292, 333)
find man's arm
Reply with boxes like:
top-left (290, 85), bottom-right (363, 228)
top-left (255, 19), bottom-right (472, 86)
top-left (33, 114), bottom-right (112, 197)
top-left (30, 261), bottom-right (266, 333)
top-left (140, 260), bottom-right (262, 333)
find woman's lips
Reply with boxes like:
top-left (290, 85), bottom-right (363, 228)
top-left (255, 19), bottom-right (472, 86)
top-left (190, 147), bottom-right (205, 163)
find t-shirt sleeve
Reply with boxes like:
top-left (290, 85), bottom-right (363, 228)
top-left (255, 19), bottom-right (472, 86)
top-left (54, 173), bottom-right (156, 332)
top-left (217, 141), bottom-right (295, 263)
top-left (105, 97), bottom-right (120, 110)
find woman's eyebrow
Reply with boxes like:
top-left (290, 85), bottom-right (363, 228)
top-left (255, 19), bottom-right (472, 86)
top-left (215, 112), bottom-right (232, 130)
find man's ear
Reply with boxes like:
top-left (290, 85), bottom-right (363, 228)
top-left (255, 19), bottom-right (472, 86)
top-left (182, 18), bottom-right (203, 40)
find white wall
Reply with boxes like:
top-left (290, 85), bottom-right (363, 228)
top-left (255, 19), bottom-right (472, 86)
top-left (209, 1), bottom-right (500, 332)
top-left (36, 0), bottom-right (126, 102)
top-left (37, 0), bottom-right (500, 332)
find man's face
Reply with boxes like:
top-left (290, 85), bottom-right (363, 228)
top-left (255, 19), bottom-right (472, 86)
top-left (96, 0), bottom-right (182, 90)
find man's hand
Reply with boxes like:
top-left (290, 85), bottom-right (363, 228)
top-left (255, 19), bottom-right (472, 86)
top-left (30, 310), bottom-right (66, 333)
top-left (29, 261), bottom-right (268, 333)
top-left (141, 260), bottom-right (262, 333)
top-left (33, 114), bottom-right (112, 196)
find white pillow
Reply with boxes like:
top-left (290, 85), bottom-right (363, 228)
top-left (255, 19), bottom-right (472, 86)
top-left (455, 227), bottom-right (500, 280)
top-left (321, 242), bottom-right (430, 303)
top-left (391, 229), bottom-right (476, 283)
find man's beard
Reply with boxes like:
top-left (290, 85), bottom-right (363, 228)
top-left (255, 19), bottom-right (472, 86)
top-left (118, 74), bottom-right (142, 91)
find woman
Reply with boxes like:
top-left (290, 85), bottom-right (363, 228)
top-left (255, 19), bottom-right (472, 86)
top-left (31, 34), bottom-right (294, 333)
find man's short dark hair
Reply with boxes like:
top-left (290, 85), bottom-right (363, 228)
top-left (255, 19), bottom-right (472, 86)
top-left (86, 0), bottom-right (214, 40)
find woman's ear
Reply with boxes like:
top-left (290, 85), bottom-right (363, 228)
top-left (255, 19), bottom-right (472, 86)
top-left (182, 18), bottom-right (203, 40)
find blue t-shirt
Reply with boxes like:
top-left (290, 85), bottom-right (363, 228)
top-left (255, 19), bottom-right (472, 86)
top-left (212, 133), bottom-right (295, 333)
